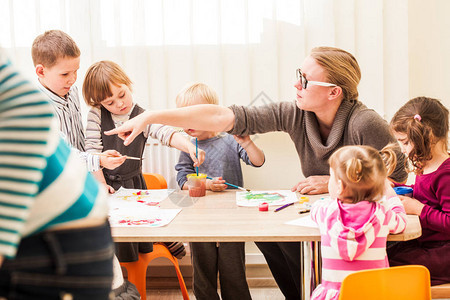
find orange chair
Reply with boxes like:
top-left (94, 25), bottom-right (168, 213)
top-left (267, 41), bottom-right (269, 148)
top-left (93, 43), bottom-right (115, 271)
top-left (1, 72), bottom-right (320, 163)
top-left (143, 172), bottom-right (168, 189)
top-left (338, 265), bottom-right (431, 300)
top-left (120, 173), bottom-right (189, 299)
top-left (120, 244), bottom-right (189, 300)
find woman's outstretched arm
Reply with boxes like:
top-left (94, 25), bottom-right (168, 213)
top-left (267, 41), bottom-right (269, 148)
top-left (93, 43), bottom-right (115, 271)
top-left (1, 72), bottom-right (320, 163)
top-left (105, 104), bottom-right (235, 146)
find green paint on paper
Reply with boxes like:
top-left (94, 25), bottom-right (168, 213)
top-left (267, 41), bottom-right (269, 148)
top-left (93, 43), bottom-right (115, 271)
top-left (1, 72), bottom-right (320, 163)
top-left (243, 192), bottom-right (285, 202)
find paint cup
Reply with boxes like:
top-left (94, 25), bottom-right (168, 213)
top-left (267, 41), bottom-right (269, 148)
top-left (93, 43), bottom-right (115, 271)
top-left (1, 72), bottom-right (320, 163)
top-left (393, 186), bottom-right (413, 197)
top-left (186, 173), bottom-right (207, 197)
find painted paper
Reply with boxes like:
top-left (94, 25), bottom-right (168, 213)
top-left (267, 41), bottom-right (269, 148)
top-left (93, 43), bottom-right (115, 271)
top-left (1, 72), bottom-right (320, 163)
top-left (109, 188), bottom-right (180, 227)
top-left (112, 187), bottom-right (174, 206)
top-left (236, 190), bottom-right (298, 207)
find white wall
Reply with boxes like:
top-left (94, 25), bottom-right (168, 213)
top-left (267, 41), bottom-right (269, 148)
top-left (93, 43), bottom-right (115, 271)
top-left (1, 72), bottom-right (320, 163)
top-left (242, 132), bottom-right (303, 190)
top-left (408, 0), bottom-right (450, 108)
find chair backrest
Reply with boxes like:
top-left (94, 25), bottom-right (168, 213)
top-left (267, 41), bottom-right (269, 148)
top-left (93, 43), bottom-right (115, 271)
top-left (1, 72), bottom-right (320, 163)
top-left (338, 265), bottom-right (431, 300)
top-left (143, 173), bottom-right (168, 189)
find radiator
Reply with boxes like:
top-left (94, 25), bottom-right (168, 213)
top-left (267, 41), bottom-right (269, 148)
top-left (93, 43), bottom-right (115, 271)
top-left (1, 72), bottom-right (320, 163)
top-left (143, 139), bottom-right (181, 189)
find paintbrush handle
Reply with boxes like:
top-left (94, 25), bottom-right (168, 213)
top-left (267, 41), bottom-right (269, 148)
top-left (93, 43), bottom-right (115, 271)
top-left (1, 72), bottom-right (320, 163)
top-left (223, 182), bottom-right (245, 190)
top-left (124, 155), bottom-right (142, 161)
top-left (195, 138), bottom-right (199, 176)
top-left (206, 176), bottom-right (248, 191)
top-left (92, 153), bottom-right (143, 161)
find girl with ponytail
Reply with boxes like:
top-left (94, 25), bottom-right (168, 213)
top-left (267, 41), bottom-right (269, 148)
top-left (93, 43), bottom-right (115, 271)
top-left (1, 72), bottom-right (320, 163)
top-left (388, 96), bottom-right (450, 286)
top-left (310, 145), bottom-right (407, 300)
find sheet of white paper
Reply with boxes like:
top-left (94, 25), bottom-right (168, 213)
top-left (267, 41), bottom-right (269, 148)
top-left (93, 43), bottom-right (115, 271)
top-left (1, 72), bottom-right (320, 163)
top-left (111, 187), bottom-right (174, 205)
top-left (285, 215), bottom-right (318, 228)
top-left (109, 198), bottom-right (181, 227)
top-left (108, 188), bottom-right (179, 227)
top-left (236, 190), bottom-right (298, 207)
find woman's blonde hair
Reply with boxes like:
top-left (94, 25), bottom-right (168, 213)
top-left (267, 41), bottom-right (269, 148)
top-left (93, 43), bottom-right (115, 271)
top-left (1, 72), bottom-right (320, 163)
top-left (310, 46), bottom-right (361, 101)
top-left (176, 83), bottom-right (219, 108)
top-left (329, 145), bottom-right (397, 203)
top-left (83, 61), bottom-right (133, 107)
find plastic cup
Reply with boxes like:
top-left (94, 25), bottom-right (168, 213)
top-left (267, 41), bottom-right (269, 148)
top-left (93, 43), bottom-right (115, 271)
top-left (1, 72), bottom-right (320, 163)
top-left (393, 186), bottom-right (413, 197)
top-left (186, 173), bottom-right (207, 197)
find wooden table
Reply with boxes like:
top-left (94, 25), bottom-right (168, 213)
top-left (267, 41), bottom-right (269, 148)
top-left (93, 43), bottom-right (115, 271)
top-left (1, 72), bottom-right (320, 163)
top-left (111, 190), bottom-right (422, 299)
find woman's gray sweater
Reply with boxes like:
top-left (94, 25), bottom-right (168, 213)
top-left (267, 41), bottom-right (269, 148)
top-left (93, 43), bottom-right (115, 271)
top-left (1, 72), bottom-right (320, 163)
top-left (228, 99), bottom-right (407, 183)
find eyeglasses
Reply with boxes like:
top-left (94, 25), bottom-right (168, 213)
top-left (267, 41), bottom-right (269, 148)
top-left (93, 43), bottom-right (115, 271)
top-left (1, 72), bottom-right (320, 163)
top-left (296, 69), bottom-right (337, 89)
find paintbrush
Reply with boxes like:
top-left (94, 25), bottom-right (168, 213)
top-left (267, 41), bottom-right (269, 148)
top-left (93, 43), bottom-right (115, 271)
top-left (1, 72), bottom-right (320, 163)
top-left (206, 176), bottom-right (251, 192)
top-left (195, 138), bottom-right (199, 176)
top-left (92, 153), bottom-right (144, 161)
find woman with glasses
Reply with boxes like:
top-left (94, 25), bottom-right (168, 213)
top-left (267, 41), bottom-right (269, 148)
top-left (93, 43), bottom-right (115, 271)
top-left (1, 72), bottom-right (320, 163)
top-left (106, 46), bottom-right (407, 300)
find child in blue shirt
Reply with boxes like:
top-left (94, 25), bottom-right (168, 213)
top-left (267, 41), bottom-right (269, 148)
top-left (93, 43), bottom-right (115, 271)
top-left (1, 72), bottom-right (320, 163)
top-left (175, 83), bottom-right (265, 300)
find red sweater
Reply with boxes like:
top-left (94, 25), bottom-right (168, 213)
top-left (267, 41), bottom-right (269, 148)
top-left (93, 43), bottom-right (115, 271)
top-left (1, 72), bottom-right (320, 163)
top-left (414, 158), bottom-right (450, 242)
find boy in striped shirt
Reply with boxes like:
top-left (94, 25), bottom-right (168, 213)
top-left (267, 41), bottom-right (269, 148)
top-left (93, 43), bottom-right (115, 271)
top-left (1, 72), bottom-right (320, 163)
top-left (310, 145), bottom-right (407, 300)
top-left (32, 29), bottom-right (126, 174)
top-left (31, 30), bottom-right (134, 298)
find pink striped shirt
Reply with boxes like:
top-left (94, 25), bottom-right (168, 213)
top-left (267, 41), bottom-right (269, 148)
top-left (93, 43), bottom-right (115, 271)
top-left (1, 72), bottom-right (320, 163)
top-left (310, 196), bottom-right (407, 300)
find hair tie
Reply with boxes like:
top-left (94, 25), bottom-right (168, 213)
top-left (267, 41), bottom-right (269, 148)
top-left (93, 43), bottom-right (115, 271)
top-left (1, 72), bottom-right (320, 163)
top-left (414, 114), bottom-right (421, 121)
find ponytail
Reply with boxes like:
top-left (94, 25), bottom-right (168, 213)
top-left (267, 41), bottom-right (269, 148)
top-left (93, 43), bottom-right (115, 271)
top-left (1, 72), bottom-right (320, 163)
top-left (329, 145), bottom-right (389, 203)
top-left (379, 144), bottom-right (398, 177)
top-left (345, 157), bottom-right (363, 183)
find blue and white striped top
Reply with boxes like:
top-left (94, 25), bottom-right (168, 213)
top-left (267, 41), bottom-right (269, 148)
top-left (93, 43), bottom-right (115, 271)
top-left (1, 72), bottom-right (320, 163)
top-left (0, 52), bottom-right (108, 259)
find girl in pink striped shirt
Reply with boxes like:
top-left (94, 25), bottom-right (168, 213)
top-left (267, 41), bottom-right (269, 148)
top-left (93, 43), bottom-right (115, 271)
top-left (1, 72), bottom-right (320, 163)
top-left (310, 145), bottom-right (407, 300)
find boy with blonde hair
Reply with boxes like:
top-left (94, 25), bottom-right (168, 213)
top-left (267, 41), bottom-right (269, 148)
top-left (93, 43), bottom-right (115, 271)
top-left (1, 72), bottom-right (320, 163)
top-left (32, 29), bottom-right (125, 173)
top-left (175, 83), bottom-right (265, 300)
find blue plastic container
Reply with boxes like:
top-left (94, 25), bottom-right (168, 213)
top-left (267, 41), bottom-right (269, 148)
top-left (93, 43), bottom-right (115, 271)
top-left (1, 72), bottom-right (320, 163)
top-left (393, 186), bottom-right (413, 197)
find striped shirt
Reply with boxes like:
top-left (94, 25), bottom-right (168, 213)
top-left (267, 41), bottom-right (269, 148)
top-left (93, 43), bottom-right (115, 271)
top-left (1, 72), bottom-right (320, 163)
top-left (0, 52), bottom-right (108, 259)
top-left (36, 82), bottom-right (85, 151)
top-left (85, 106), bottom-right (175, 153)
top-left (310, 197), bottom-right (407, 300)
top-left (36, 81), bottom-right (101, 172)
